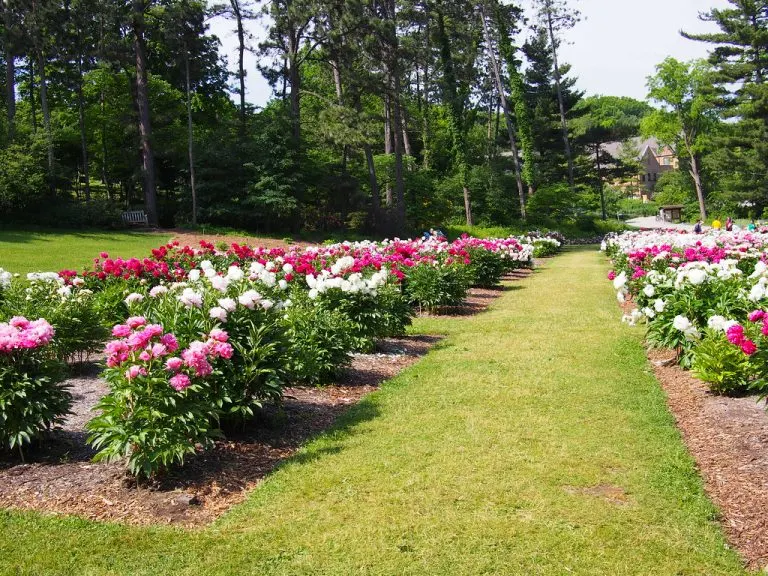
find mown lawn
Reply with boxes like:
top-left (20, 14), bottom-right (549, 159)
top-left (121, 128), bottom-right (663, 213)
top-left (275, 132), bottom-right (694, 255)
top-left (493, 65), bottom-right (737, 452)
top-left (0, 246), bottom-right (749, 575)
top-left (0, 229), bottom-right (171, 275)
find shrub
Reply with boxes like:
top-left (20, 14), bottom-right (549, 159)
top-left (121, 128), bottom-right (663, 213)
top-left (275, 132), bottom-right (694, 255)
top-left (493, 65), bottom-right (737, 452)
top-left (283, 296), bottom-right (355, 384)
top-left (0, 317), bottom-right (70, 456)
top-left (404, 262), bottom-right (470, 312)
top-left (87, 321), bottom-right (227, 478)
top-left (691, 332), bottom-right (752, 395)
top-left (1, 275), bottom-right (108, 362)
top-left (465, 247), bottom-right (506, 288)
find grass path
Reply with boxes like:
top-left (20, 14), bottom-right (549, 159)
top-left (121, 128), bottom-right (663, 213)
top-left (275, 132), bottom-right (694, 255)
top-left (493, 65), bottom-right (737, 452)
top-left (0, 247), bottom-right (748, 575)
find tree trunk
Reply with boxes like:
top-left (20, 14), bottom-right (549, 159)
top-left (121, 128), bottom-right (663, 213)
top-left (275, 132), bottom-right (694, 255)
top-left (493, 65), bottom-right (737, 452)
top-left (3, 0), bottom-right (14, 142)
top-left (391, 79), bottom-right (407, 232)
top-left (330, 58), bottom-right (348, 173)
top-left (463, 185), bottom-right (473, 226)
top-left (383, 90), bottom-right (393, 207)
top-left (37, 51), bottom-right (54, 194)
top-left (288, 33), bottom-right (301, 147)
top-left (545, 7), bottom-right (575, 194)
top-left (29, 59), bottom-right (37, 134)
top-left (689, 153), bottom-right (707, 220)
top-left (230, 0), bottom-right (246, 139)
top-left (480, 3), bottom-right (526, 219)
top-left (133, 0), bottom-right (158, 226)
top-left (77, 51), bottom-right (91, 201)
top-left (596, 144), bottom-right (606, 220)
top-left (185, 46), bottom-right (197, 226)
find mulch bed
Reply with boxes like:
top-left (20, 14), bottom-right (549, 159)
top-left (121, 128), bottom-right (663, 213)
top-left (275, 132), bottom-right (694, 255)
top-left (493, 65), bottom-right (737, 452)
top-left (0, 271), bottom-right (529, 526)
top-left (647, 349), bottom-right (768, 570)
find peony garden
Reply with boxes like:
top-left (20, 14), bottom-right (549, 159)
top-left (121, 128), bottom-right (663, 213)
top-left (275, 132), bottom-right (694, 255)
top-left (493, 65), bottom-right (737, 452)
top-left (0, 233), bottom-right (553, 480)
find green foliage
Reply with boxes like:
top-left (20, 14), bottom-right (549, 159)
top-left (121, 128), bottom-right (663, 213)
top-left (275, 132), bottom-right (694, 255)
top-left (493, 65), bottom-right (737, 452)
top-left (0, 354), bottom-right (69, 455)
top-left (466, 247), bottom-right (507, 288)
top-left (691, 333), bottom-right (751, 396)
top-left (87, 365), bottom-right (220, 479)
top-left (403, 262), bottom-right (471, 311)
top-left (283, 297), bottom-right (355, 385)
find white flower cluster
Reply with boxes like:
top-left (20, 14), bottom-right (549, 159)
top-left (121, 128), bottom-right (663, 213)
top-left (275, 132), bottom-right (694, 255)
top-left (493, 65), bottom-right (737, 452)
top-left (673, 315), bottom-right (700, 340)
top-left (0, 268), bottom-right (11, 290)
top-left (305, 268), bottom-right (388, 300)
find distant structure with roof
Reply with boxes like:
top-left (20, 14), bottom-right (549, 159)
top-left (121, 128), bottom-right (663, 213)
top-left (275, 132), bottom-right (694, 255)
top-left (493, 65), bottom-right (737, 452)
top-left (602, 137), bottom-right (678, 202)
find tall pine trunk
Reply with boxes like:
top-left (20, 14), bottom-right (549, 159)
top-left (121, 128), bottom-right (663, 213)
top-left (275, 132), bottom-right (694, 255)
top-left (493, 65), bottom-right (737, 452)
top-left (37, 51), bottom-right (54, 194)
top-left (29, 59), bottom-right (37, 134)
top-left (230, 0), bottom-right (247, 139)
top-left (184, 45), bottom-right (197, 226)
top-left (287, 32), bottom-right (301, 147)
top-left (133, 0), bottom-right (158, 226)
top-left (3, 0), bottom-right (14, 142)
top-left (545, 7), bottom-right (575, 194)
top-left (480, 3), bottom-right (526, 219)
top-left (76, 49), bottom-right (91, 201)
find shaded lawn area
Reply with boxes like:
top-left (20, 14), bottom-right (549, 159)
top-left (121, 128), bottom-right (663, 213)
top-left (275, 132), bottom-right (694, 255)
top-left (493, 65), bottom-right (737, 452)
top-left (0, 247), bottom-right (749, 575)
top-left (0, 229), bottom-right (172, 275)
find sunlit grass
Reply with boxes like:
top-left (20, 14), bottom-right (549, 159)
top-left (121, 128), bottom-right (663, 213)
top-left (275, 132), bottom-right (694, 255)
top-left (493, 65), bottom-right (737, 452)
top-left (0, 229), bottom-right (171, 274)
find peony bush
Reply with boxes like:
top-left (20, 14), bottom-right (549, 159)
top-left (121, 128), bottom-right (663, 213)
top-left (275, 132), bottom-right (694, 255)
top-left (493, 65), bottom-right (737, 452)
top-left (0, 316), bottom-right (70, 455)
top-left (604, 229), bottom-right (768, 394)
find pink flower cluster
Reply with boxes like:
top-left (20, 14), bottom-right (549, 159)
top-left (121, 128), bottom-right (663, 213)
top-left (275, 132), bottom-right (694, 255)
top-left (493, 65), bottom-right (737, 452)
top-left (105, 318), bottom-right (234, 392)
top-left (726, 323), bottom-right (758, 356)
top-left (106, 317), bottom-right (179, 368)
top-left (0, 316), bottom-right (55, 353)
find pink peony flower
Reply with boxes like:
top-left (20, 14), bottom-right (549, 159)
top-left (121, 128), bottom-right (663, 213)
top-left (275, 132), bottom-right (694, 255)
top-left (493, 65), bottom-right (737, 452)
top-left (165, 357), bottom-right (183, 372)
top-left (112, 324), bottom-right (131, 338)
top-left (169, 373), bottom-right (191, 391)
top-left (126, 316), bottom-right (147, 329)
top-left (9, 316), bottom-right (30, 329)
top-left (741, 339), bottom-right (758, 355)
top-left (138, 350), bottom-right (152, 362)
top-left (607, 271), bottom-right (616, 281)
top-left (748, 310), bottom-right (765, 323)
top-left (209, 328), bottom-right (229, 343)
top-left (125, 365), bottom-right (146, 379)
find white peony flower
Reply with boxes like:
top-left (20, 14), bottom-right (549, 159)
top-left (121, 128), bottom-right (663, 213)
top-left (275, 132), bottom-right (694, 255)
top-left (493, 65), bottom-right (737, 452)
top-left (642, 307), bottom-right (655, 319)
top-left (149, 285), bottom-right (168, 298)
top-left (613, 271), bottom-right (627, 290)
top-left (643, 284), bottom-right (656, 298)
top-left (687, 268), bottom-right (707, 285)
top-left (654, 299), bottom-right (666, 313)
top-left (218, 297), bottom-right (237, 312)
top-left (209, 306), bottom-right (228, 322)
top-left (188, 269), bottom-right (201, 282)
top-left (179, 288), bottom-right (203, 308)
top-left (260, 299), bottom-right (274, 310)
top-left (227, 266), bottom-right (244, 281)
top-left (124, 292), bottom-right (143, 305)
top-left (210, 275), bottom-right (229, 293)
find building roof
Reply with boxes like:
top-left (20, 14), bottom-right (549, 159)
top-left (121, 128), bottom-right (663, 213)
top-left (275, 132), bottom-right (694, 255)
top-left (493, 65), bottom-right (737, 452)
top-left (602, 137), bottom-right (663, 160)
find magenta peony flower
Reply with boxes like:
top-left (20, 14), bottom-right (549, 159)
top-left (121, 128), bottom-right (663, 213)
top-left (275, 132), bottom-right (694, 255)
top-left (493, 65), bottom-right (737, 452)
top-left (726, 324), bottom-right (745, 345)
top-left (165, 357), bottom-right (183, 372)
top-left (112, 324), bottom-right (131, 338)
top-left (169, 373), bottom-right (191, 391)
top-left (741, 339), bottom-right (758, 355)
top-left (161, 333), bottom-right (179, 352)
top-left (607, 271), bottom-right (616, 281)
top-left (749, 310), bottom-right (765, 323)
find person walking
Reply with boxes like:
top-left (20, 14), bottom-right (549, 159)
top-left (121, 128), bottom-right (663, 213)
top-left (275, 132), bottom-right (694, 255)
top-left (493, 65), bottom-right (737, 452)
top-left (694, 219), bottom-right (703, 234)
top-left (726, 217), bottom-right (733, 231)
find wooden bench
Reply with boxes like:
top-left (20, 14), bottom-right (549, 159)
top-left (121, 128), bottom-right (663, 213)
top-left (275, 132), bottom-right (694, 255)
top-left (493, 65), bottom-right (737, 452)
top-left (121, 210), bottom-right (149, 226)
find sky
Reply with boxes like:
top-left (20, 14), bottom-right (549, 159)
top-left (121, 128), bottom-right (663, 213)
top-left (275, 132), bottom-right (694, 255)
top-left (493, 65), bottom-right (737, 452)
top-left (208, 0), bottom-right (731, 107)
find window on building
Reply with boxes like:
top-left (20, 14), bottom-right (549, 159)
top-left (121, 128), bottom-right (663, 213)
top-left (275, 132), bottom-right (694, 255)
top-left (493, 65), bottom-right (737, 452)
top-left (641, 174), bottom-right (646, 182)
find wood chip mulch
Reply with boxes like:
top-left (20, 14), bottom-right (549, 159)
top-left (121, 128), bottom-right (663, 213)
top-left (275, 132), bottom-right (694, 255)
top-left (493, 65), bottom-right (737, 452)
top-left (648, 349), bottom-right (768, 570)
